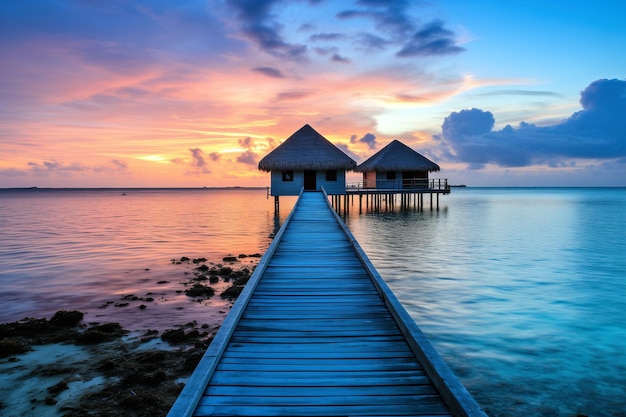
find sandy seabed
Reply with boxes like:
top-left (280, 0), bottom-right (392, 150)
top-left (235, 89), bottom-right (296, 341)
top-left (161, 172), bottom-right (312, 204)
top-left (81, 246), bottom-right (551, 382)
top-left (0, 255), bottom-right (260, 417)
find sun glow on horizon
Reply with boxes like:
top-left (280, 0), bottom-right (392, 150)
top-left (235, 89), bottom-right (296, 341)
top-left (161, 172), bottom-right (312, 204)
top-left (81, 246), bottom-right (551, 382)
top-left (136, 155), bottom-right (170, 163)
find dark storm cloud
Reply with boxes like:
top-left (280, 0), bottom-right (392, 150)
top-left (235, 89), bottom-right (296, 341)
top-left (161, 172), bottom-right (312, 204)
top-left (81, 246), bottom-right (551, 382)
top-left (189, 148), bottom-right (211, 173)
top-left (331, 53), bottom-right (351, 63)
top-left (309, 33), bottom-right (346, 42)
top-left (442, 108), bottom-right (495, 139)
top-left (226, 0), bottom-right (309, 61)
top-left (0, 168), bottom-right (28, 177)
top-left (313, 47), bottom-right (335, 57)
top-left (274, 90), bottom-right (315, 101)
top-left (552, 78), bottom-right (626, 154)
top-left (337, 0), bottom-right (414, 37)
top-left (189, 148), bottom-right (206, 167)
top-left (579, 78), bottom-right (626, 110)
top-left (14, 159), bottom-right (129, 177)
top-left (437, 79), bottom-right (626, 168)
top-left (94, 160), bottom-right (130, 173)
top-left (237, 150), bottom-right (258, 165)
top-left (336, 2), bottom-right (463, 57)
top-left (251, 66), bottom-right (286, 78)
top-left (354, 32), bottom-right (390, 51)
top-left (351, 132), bottom-right (378, 149)
top-left (111, 159), bottom-right (129, 170)
top-left (239, 137), bottom-right (254, 149)
top-left (397, 20), bottom-right (465, 57)
top-left (27, 160), bottom-right (88, 176)
top-left (237, 136), bottom-right (258, 164)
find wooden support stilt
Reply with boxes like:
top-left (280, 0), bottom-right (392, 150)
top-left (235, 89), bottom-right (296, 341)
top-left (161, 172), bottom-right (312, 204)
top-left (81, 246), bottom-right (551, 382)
top-left (343, 190), bottom-right (446, 215)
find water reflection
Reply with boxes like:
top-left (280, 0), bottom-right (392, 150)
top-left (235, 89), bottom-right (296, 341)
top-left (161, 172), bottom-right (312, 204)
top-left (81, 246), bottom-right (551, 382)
top-left (344, 188), bottom-right (626, 417)
top-left (1, 187), bottom-right (624, 416)
top-left (0, 189), bottom-right (296, 326)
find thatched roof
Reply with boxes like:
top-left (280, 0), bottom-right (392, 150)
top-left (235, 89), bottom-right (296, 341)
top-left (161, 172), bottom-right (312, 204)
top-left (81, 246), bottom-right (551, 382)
top-left (258, 124), bottom-right (357, 172)
top-left (355, 140), bottom-right (440, 172)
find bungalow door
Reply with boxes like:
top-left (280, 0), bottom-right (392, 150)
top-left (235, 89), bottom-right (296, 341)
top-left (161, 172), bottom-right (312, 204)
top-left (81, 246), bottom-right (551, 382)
top-left (304, 170), bottom-right (317, 191)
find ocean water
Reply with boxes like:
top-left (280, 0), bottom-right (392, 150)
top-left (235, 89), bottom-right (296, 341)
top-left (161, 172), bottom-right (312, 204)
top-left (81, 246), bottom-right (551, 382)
top-left (0, 188), bottom-right (297, 330)
top-left (346, 187), bottom-right (626, 417)
top-left (1, 187), bottom-right (624, 416)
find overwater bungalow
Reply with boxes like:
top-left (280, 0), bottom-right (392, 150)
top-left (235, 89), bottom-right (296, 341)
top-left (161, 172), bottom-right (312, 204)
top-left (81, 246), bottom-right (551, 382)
top-left (355, 139), bottom-right (441, 190)
top-left (258, 124), bottom-right (357, 197)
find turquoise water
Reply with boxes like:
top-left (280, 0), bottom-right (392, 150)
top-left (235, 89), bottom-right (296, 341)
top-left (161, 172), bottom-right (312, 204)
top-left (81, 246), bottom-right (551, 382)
top-left (346, 188), bottom-right (626, 417)
top-left (1, 187), bottom-right (624, 416)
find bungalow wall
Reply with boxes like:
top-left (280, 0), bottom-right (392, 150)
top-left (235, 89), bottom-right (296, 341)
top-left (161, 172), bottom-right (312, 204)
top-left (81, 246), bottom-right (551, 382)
top-left (362, 170), bottom-right (430, 189)
top-left (362, 171), bottom-right (377, 189)
top-left (270, 169), bottom-right (347, 196)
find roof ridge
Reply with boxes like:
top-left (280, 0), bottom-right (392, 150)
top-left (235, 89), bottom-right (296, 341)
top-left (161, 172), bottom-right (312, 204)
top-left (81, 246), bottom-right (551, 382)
top-left (355, 140), bottom-right (440, 172)
top-left (258, 124), bottom-right (357, 172)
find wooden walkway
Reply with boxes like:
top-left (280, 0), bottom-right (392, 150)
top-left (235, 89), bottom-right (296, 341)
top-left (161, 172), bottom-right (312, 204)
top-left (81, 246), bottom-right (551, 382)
top-left (168, 191), bottom-right (486, 417)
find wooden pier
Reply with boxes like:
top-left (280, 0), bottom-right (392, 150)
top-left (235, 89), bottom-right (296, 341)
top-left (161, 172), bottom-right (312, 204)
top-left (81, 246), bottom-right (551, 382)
top-left (167, 190), bottom-right (485, 417)
top-left (328, 178), bottom-right (451, 214)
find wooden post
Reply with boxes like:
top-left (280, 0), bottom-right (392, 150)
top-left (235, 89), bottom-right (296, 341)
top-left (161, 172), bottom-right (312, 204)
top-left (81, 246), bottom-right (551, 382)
top-left (274, 196), bottom-right (279, 213)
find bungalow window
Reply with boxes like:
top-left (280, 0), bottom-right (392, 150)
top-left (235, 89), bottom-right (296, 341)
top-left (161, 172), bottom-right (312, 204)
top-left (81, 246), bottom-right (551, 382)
top-left (282, 170), bottom-right (293, 182)
top-left (386, 171), bottom-right (396, 180)
top-left (325, 170), bottom-right (337, 181)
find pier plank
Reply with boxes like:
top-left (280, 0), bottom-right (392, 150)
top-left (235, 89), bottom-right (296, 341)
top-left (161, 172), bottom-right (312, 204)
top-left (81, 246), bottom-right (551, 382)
top-left (204, 384), bottom-right (438, 397)
top-left (167, 191), bottom-right (486, 417)
top-left (195, 403), bottom-right (451, 417)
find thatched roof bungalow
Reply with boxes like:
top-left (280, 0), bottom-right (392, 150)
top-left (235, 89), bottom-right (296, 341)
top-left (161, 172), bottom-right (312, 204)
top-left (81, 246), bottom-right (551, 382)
top-left (259, 124), bottom-right (357, 196)
top-left (355, 140), bottom-right (440, 189)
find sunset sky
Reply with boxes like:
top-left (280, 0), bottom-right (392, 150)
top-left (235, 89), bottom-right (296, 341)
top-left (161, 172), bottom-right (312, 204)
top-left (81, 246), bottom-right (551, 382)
top-left (2, 0), bottom-right (625, 188)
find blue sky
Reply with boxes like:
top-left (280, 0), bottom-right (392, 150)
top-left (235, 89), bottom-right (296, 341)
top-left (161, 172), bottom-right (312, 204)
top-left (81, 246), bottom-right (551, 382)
top-left (1, 0), bottom-right (625, 187)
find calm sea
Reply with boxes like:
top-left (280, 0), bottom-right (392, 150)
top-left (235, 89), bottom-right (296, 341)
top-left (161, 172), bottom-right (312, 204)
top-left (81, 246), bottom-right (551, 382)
top-left (1, 187), bottom-right (624, 416)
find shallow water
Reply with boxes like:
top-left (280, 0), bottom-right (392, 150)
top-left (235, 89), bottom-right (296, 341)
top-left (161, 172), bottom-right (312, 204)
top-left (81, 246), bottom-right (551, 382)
top-left (0, 188), bottom-right (297, 329)
top-left (1, 187), bottom-right (624, 416)
top-left (346, 188), bottom-right (626, 417)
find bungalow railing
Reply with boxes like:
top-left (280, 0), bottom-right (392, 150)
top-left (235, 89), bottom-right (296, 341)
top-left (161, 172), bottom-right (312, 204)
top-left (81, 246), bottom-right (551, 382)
top-left (347, 178), bottom-right (449, 191)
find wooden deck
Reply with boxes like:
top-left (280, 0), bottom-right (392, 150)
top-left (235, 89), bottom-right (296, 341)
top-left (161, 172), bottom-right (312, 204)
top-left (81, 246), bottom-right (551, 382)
top-left (168, 191), bottom-right (486, 417)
